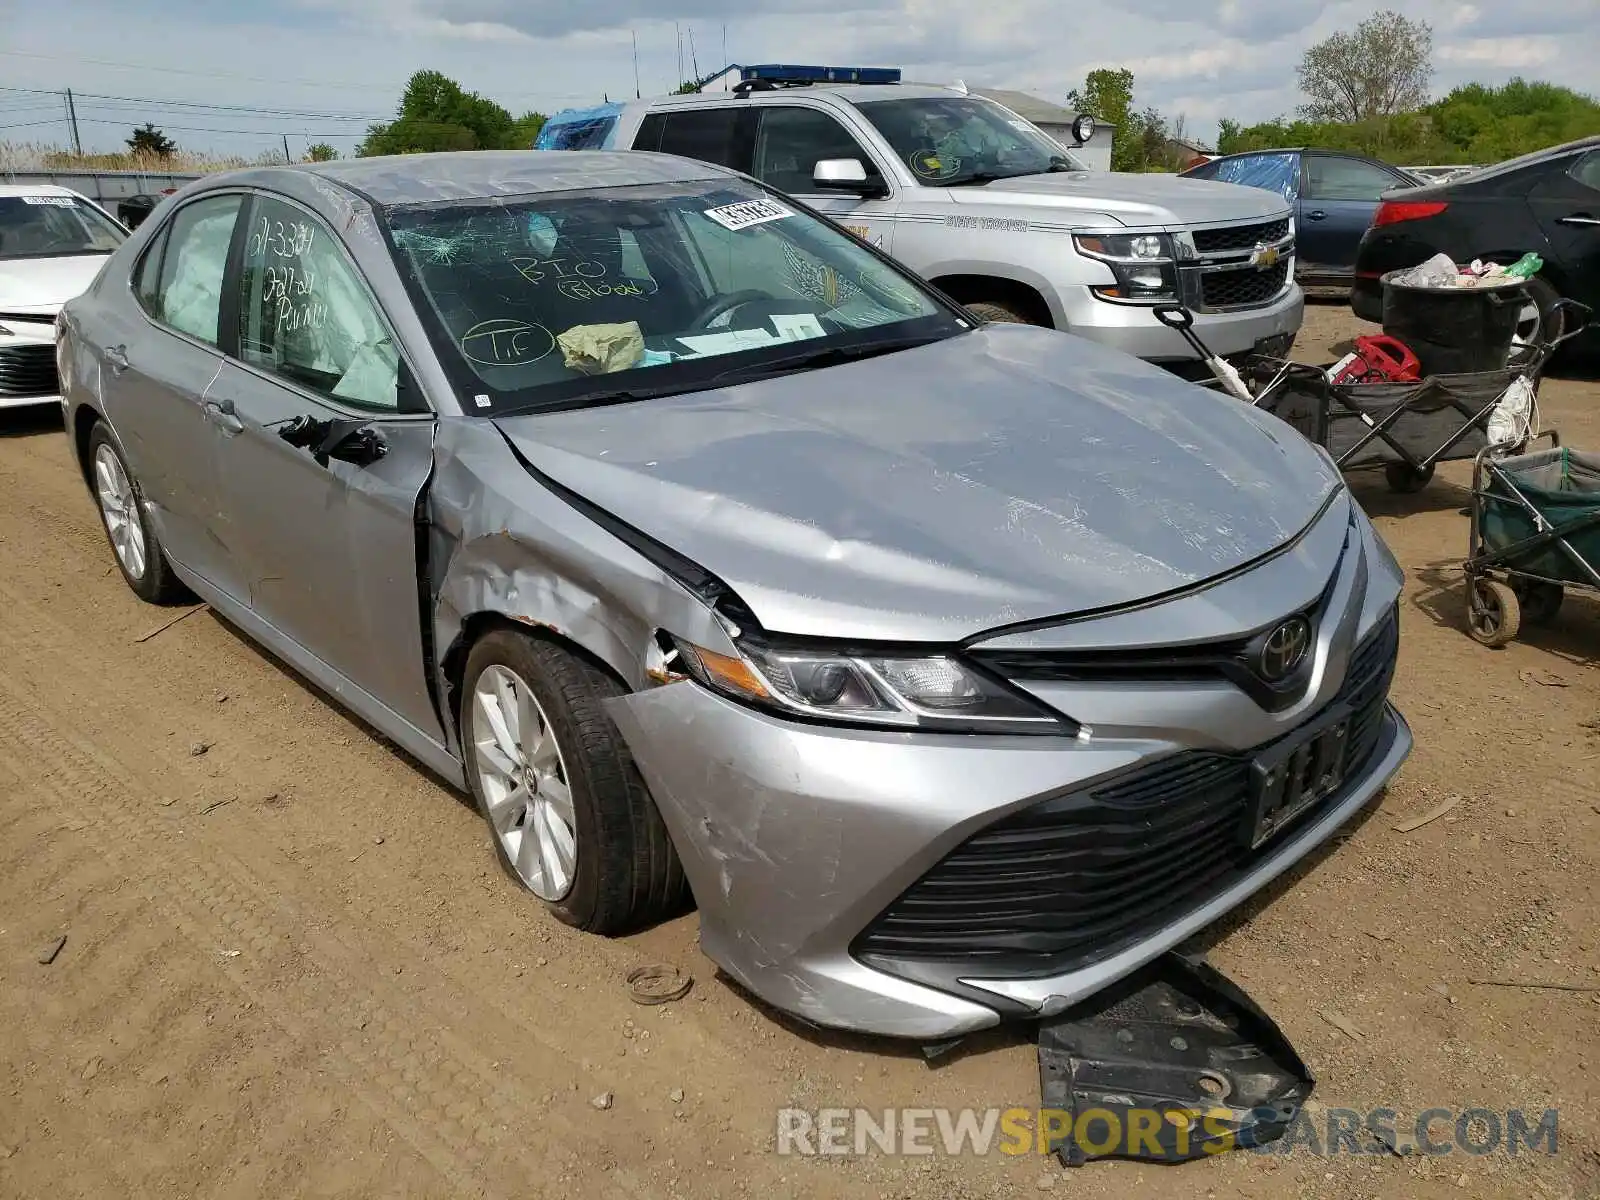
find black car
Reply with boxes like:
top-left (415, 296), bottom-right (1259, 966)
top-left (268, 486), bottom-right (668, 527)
top-left (1352, 135), bottom-right (1600, 345)
top-left (1181, 148), bottom-right (1420, 288)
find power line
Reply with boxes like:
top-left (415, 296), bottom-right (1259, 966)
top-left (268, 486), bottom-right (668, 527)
top-left (0, 84), bottom-right (383, 122)
top-left (68, 116), bottom-right (369, 137)
top-left (0, 49), bottom-right (606, 104)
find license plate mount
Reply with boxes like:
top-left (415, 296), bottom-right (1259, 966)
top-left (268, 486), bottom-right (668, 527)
top-left (1248, 704), bottom-right (1354, 849)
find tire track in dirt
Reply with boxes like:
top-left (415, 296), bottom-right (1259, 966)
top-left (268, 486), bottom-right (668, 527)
top-left (0, 444), bottom-right (795, 1196)
top-left (0, 432), bottom-right (850, 1169)
top-left (0, 674), bottom-right (660, 1199)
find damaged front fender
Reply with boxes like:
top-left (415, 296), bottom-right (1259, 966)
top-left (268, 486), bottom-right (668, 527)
top-left (426, 416), bottom-right (737, 751)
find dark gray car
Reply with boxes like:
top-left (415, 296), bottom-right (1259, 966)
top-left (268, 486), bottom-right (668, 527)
top-left (58, 151), bottom-right (1411, 1038)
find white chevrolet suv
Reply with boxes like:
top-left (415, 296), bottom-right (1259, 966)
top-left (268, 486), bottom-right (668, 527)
top-left (567, 68), bottom-right (1303, 365)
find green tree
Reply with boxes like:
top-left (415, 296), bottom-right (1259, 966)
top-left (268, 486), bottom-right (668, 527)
top-left (1218, 78), bottom-right (1600, 165)
top-left (358, 69), bottom-right (543, 156)
top-left (1298, 10), bottom-right (1433, 123)
top-left (306, 142), bottom-right (339, 162)
top-left (1066, 68), bottom-right (1181, 171)
top-left (126, 123), bottom-right (176, 158)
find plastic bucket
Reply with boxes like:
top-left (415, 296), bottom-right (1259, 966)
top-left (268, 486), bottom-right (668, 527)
top-left (1379, 272), bottom-right (1528, 375)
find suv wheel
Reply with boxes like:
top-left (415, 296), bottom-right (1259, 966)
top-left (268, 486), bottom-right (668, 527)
top-left (965, 301), bottom-right (1041, 326)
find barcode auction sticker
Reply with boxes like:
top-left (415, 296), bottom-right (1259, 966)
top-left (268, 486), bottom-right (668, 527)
top-left (21, 195), bottom-right (76, 207)
top-left (703, 198), bottom-right (794, 232)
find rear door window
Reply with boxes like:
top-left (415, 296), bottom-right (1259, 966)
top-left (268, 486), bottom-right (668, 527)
top-left (149, 194), bottom-right (244, 346)
top-left (655, 109), bottom-right (746, 170)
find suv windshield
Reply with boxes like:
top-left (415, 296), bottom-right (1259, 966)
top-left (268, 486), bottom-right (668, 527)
top-left (0, 194), bottom-right (126, 260)
top-left (855, 97), bottom-right (1086, 186)
top-left (385, 178), bottom-right (961, 415)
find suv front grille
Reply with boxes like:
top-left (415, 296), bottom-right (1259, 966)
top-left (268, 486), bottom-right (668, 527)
top-left (853, 609), bottom-right (1398, 977)
top-left (1192, 217), bottom-right (1291, 253)
top-left (1200, 261), bottom-right (1291, 309)
top-left (0, 344), bottom-right (58, 398)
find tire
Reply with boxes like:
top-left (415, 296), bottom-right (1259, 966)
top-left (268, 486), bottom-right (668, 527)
top-left (87, 421), bottom-right (190, 605)
top-left (1512, 276), bottom-right (1564, 352)
top-left (1384, 462), bottom-right (1435, 494)
top-left (461, 629), bottom-right (688, 933)
top-left (1466, 578), bottom-right (1521, 647)
top-left (965, 301), bottom-right (1040, 326)
top-left (1512, 578), bottom-right (1564, 626)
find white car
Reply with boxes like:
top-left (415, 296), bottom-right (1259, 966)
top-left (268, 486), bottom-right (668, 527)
top-left (0, 184), bottom-right (129, 409)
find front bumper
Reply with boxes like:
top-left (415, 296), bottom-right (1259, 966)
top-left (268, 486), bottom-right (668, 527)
top-left (607, 499), bottom-right (1410, 1039)
top-left (0, 319), bottom-right (64, 410)
top-left (1060, 281), bottom-right (1305, 362)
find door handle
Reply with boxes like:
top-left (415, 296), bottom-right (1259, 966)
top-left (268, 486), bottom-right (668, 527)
top-left (103, 345), bottom-right (129, 374)
top-left (1556, 214), bottom-right (1600, 227)
top-left (1306, 210), bottom-right (1327, 221)
top-left (202, 396), bottom-right (244, 435)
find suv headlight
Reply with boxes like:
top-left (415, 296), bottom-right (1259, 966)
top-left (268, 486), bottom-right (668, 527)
top-left (668, 634), bottom-right (1069, 735)
top-left (1075, 231), bottom-right (1178, 302)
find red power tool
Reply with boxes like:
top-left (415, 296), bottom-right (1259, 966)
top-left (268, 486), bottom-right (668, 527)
top-left (1328, 334), bottom-right (1422, 385)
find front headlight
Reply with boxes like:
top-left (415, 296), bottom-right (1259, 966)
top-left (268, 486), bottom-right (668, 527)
top-left (669, 634), bottom-right (1068, 734)
top-left (1075, 231), bottom-right (1179, 302)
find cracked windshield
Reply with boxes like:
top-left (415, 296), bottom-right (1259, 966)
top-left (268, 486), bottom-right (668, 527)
top-left (386, 179), bottom-right (955, 412)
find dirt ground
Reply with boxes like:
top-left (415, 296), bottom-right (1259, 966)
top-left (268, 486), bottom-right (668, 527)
top-left (1, 303), bottom-right (1596, 1200)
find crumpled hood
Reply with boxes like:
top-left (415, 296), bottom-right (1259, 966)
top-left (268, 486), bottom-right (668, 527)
top-left (0, 254), bottom-right (110, 315)
top-left (951, 171), bottom-right (1291, 227)
top-left (494, 325), bottom-right (1340, 643)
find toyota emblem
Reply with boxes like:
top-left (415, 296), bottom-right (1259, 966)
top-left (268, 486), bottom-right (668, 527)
top-left (1257, 617), bottom-right (1311, 682)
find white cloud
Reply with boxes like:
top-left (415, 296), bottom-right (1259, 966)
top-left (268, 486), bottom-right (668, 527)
top-left (2, 0), bottom-right (1594, 159)
top-left (1438, 36), bottom-right (1561, 69)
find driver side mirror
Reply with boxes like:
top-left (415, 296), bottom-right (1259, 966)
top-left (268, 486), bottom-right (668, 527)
top-left (813, 159), bottom-right (888, 199)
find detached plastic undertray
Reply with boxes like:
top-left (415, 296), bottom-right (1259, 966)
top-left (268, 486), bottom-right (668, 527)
top-left (1038, 953), bottom-right (1314, 1166)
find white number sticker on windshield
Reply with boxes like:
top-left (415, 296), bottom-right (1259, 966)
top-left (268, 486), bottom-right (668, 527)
top-left (703, 198), bottom-right (794, 232)
top-left (21, 195), bottom-right (76, 207)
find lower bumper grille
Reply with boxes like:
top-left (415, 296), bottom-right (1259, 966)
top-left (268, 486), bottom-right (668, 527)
top-left (0, 344), bottom-right (59, 398)
top-left (854, 610), bottom-right (1399, 977)
top-left (1199, 261), bottom-right (1291, 310)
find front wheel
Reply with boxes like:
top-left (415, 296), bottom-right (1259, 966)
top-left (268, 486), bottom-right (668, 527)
top-left (461, 630), bottom-right (688, 933)
top-left (87, 421), bottom-right (190, 605)
top-left (1384, 462), bottom-right (1435, 494)
top-left (964, 300), bottom-right (1041, 326)
top-left (1466, 578), bottom-right (1521, 647)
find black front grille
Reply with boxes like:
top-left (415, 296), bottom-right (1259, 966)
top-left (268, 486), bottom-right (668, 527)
top-left (854, 610), bottom-right (1399, 977)
top-left (1192, 217), bottom-right (1291, 253)
top-left (0, 344), bottom-right (59, 398)
top-left (1200, 261), bottom-right (1290, 309)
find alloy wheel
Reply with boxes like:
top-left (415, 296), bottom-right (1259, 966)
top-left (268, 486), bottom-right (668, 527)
top-left (471, 664), bottom-right (578, 901)
top-left (94, 443), bottom-right (147, 581)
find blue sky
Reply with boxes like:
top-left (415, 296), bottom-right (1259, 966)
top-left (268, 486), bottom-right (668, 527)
top-left (3, 0), bottom-right (1595, 160)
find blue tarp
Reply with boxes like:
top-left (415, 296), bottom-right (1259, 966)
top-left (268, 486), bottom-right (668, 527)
top-left (1205, 152), bottom-right (1300, 202)
top-left (535, 103), bottom-right (624, 151)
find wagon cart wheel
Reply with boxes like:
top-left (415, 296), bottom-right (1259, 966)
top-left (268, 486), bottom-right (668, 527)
top-left (1512, 579), bottom-right (1564, 626)
top-left (1384, 462), bottom-right (1435, 494)
top-left (1467, 578), bottom-right (1522, 647)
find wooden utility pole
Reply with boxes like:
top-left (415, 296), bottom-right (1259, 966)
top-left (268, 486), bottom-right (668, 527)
top-left (64, 89), bottom-right (82, 156)
top-left (283, 134), bottom-right (291, 163)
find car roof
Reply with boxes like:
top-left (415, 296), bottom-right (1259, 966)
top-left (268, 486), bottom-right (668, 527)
top-left (1438, 133), bottom-right (1600, 185)
top-left (640, 82), bottom-right (967, 109)
top-left (0, 183), bottom-right (81, 198)
top-left (204, 150), bottom-right (738, 208)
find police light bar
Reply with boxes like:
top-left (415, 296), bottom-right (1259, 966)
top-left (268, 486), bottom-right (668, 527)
top-left (740, 65), bottom-right (902, 85)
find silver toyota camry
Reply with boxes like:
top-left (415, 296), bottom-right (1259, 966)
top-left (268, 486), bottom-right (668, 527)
top-left (58, 150), bottom-right (1411, 1038)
